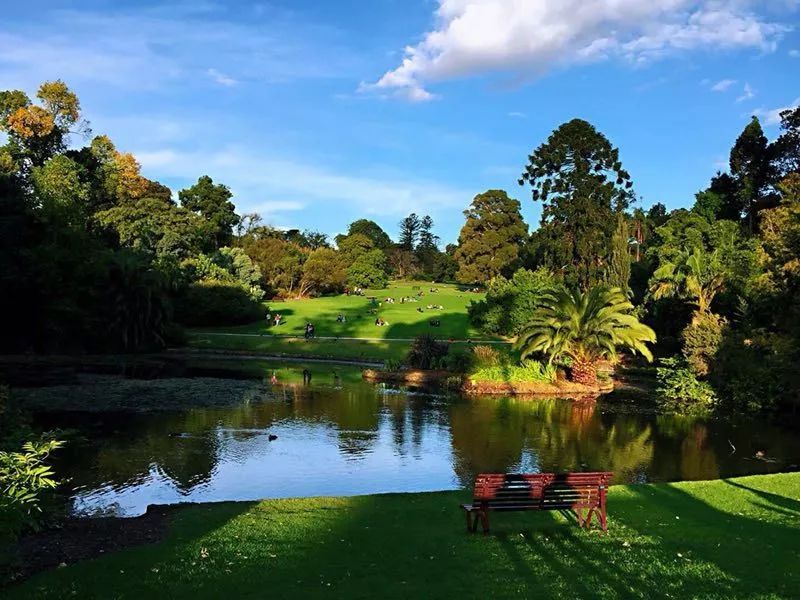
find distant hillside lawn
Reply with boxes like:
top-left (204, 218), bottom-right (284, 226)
top-left (6, 473), bottom-right (799, 599)
top-left (187, 281), bottom-right (506, 361)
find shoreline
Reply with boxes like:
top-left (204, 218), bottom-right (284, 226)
top-left (362, 368), bottom-right (615, 397)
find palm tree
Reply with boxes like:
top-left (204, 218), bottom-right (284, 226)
top-left (649, 247), bottom-right (724, 317)
top-left (516, 286), bottom-right (656, 385)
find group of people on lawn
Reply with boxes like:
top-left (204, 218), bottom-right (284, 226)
top-left (265, 287), bottom-right (448, 335)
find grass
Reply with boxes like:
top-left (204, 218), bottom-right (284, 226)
top-left (8, 473), bottom-right (800, 599)
top-left (187, 281), bottom-right (505, 361)
top-left (469, 361), bottom-right (557, 384)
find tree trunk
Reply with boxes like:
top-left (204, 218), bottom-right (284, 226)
top-left (570, 358), bottom-right (598, 386)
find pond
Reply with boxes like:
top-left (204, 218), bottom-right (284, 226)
top-left (20, 363), bottom-right (800, 517)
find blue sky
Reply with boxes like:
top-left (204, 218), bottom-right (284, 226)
top-left (1, 0), bottom-right (798, 244)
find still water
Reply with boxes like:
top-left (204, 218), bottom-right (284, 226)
top-left (27, 369), bottom-right (800, 517)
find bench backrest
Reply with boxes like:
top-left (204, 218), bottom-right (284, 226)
top-left (472, 472), bottom-right (612, 509)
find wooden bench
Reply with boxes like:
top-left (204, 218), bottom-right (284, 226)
top-left (461, 472), bottom-right (612, 534)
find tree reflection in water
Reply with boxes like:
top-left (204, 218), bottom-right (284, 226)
top-left (31, 376), bottom-right (800, 517)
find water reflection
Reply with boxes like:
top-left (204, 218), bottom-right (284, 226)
top-left (31, 377), bottom-right (800, 517)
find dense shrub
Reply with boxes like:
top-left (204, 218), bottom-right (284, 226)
top-left (468, 268), bottom-right (557, 336)
top-left (174, 279), bottom-right (264, 326)
top-left (681, 312), bottom-right (726, 376)
top-left (442, 350), bottom-right (474, 373)
top-left (710, 332), bottom-right (792, 413)
top-left (407, 334), bottom-right (449, 370)
top-left (471, 345), bottom-right (501, 367)
top-left (655, 358), bottom-right (717, 415)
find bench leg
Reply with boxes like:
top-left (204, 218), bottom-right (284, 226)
top-left (574, 508), bottom-right (586, 528)
top-left (465, 510), bottom-right (472, 532)
top-left (480, 511), bottom-right (489, 534)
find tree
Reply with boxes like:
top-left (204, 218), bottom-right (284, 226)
top-left (179, 175), bottom-right (239, 249)
top-left (607, 214), bottom-right (631, 293)
top-left (398, 213), bottom-right (420, 251)
top-left (771, 106), bottom-right (800, 178)
top-left (337, 232), bottom-right (375, 261)
top-left (454, 190), bottom-right (527, 284)
top-left (415, 214), bottom-right (441, 275)
top-left (302, 247), bottom-right (347, 295)
top-left (104, 251), bottom-right (171, 350)
top-left (468, 267), bottom-right (557, 336)
top-left (387, 247), bottom-right (419, 279)
top-left (516, 286), bottom-right (656, 385)
top-left (520, 119), bottom-right (635, 289)
top-left (729, 116), bottom-right (775, 231)
top-left (345, 219), bottom-right (393, 250)
top-left (94, 198), bottom-right (206, 260)
top-left (1, 81), bottom-right (86, 169)
top-left (347, 249), bottom-right (388, 289)
top-left (649, 247), bottom-right (725, 317)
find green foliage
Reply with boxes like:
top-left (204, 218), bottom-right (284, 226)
top-left (454, 190), bottom-right (527, 284)
top-left (406, 334), bottom-right (449, 370)
top-left (0, 439), bottom-right (63, 536)
top-left (178, 175), bottom-right (238, 250)
top-left (649, 246), bottom-right (725, 315)
top-left (104, 251), bottom-right (172, 351)
top-left (301, 247), bottom-right (347, 296)
top-left (347, 249), bottom-right (388, 289)
top-left (441, 349), bottom-right (473, 373)
top-left (345, 219), bottom-right (393, 250)
top-left (382, 359), bottom-right (402, 372)
top-left (517, 286), bottom-right (656, 367)
top-left (607, 215), bottom-right (631, 292)
top-left (681, 312), bottom-right (726, 376)
top-left (655, 358), bottom-right (717, 415)
top-left (729, 116), bottom-right (776, 231)
top-left (520, 118), bottom-right (634, 289)
top-left (94, 198), bottom-right (206, 260)
top-left (711, 333), bottom-right (793, 414)
top-left (468, 268), bottom-right (557, 336)
top-left (174, 279), bottom-right (264, 327)
top-left (181, 248), bottom-right (264, 303)
top-left (470, 360), bottom-right (556, 384)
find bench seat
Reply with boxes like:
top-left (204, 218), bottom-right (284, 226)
top-left (461, 472), bottom-right (612, 533)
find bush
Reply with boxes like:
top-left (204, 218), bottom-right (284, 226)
top-left (468, 268), bottom-right (557, 336)
top-left (174, 279), bottom-right (264, 326)
top-left (471, 345), bottom-right (501, 367)
top-left (655, 358), bottom-right (717, 415)
top-left (407, 334), bottom-right (449, 370)
top-left (442, 350), bottom-right (473, 373)
top-left (383, 359), bottom-right (402, 372)
top-left (710, 332), bottom-right (792, 413)
top-left (0, 439), bottom-right (63, 536)
top-left (681, 312), bottom-right (726, 376)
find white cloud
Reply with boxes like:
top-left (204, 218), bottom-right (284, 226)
top-left (136, 146), bottom-right (470, 219)
top-left (737, 82), bottom-right (756, 102)
top-left (753, 97), bottom-right (800, 125)
top-left (207, 68), bottom-right (238, 87)
top-left (507, 111), bottom-right (527, 118)
top-left (369, 0), bottom-right (789, 100)
top-left (790, 49), bottom-right (800, 57)
top-left (710, 78), bottom-right (737, 91)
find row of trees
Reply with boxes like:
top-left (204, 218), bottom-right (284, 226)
top-left (0, 80), bottom-right (463, 352)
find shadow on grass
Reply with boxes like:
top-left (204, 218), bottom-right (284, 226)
top-left (9, 477), bottom-right (800, 598)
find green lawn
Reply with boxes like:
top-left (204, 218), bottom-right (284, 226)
top-left (187, 281), bottom-right (504, 361)
top-left (9, 473), bottom-right (800, 599)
